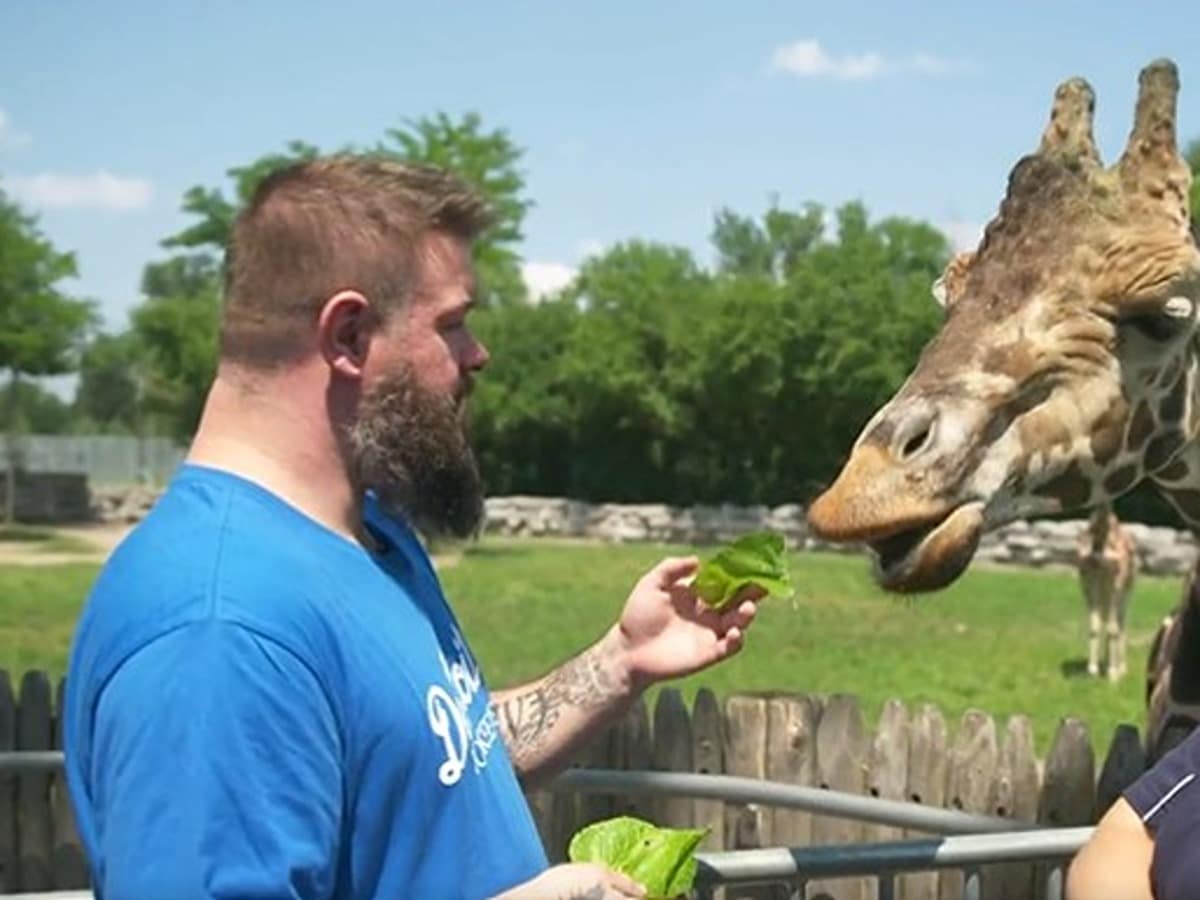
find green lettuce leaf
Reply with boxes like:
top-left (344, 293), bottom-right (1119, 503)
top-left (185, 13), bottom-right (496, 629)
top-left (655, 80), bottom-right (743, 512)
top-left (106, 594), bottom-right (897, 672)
top-left (568, 816), bottom-right (708, 899)
top-left (693, 530), bottom-right (793, 610)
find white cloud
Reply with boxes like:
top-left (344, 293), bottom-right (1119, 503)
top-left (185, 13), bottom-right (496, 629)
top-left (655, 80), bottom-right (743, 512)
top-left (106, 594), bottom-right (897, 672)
top-left (7, 171), bottom-right (153, 211)
top-left (0, 109), bottom-right (31, 149)
top-left (522, 261), bottom-right (576, 302)
top-left (938, 220), bottom-right (985, 252)
top-left (769, 39), bottom-right (969, 81)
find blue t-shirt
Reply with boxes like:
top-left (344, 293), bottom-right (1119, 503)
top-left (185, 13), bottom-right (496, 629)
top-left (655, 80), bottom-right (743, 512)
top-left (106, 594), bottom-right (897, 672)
top-left (63, 464), bottom-right (549, 899)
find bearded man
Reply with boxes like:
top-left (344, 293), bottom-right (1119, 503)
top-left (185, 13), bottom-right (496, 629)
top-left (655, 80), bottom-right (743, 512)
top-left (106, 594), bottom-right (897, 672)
top-left (63, 157), bottom-right (761, 900)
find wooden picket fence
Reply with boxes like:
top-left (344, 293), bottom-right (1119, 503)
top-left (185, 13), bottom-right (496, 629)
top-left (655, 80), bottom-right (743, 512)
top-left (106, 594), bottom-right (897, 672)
top-left (0, 671), bottom-right (1151, 897)
top-left (0, 670), bottom-right (87, 894)
top-left (524, 688), bottom-right (1148, 900)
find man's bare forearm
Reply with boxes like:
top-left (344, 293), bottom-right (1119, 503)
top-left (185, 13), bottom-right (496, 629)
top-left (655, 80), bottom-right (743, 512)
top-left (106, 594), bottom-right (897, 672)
top-left (490, 629), bottom-right (639, 786)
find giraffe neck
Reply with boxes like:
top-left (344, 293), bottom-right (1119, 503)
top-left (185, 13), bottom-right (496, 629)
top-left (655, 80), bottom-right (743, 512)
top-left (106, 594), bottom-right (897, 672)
top-left (1136, 329), bottom-right (1200, 531)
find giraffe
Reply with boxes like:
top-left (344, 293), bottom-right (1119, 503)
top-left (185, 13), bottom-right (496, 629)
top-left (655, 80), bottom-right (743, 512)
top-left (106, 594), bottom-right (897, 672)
top-left (1076, 504), bottom-right (1137, 682)
top-left (804, 58), bottom-right (1200, 764)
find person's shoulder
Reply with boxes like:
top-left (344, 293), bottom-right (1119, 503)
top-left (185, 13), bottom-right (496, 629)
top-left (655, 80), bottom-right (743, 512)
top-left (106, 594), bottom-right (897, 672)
top-left (76, 466), bottom-right (371, 672)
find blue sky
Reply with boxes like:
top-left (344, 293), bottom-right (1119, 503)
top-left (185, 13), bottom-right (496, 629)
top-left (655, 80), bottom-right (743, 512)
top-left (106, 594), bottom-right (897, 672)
top-left (2, 1), bottom-right (1198, 336)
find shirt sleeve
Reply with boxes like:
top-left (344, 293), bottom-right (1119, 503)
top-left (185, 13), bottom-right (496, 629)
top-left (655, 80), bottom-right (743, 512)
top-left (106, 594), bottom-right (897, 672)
top-left (1123, 727), bottom-right (1200, 833)
top-left (88, 619), bottom-right (344, 900)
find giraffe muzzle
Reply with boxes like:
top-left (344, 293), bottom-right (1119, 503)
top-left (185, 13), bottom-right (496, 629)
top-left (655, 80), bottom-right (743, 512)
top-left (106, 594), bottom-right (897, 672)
top-left (871, 502), bottom-right (986, 593)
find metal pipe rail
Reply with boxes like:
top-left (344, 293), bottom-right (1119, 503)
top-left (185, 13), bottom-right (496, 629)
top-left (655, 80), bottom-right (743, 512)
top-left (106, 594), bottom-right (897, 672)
top-left (551, 768), bottom-right (1034, 835)
top-left (0, 751), bottom-right (63, 774)
top-left (692, 827), bottom-right (1091, 898)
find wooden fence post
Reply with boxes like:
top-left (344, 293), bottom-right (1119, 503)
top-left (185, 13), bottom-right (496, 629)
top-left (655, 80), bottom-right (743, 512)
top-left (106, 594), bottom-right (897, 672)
top-left (866, 700), bottom-right (910, 842)
top-left (0, 672), bottom-right (15, 893)
top-left (692, 688), bottom-right (726, 854)
top-left (578, 713), bottom-right (621, 830)
top-left (652, 688), bottom-right (694, 830)
top-left (1094, 724), bottom-right (1144, 818)
top-left (723, 694), bottom-right (773, 900)
top-left (765, 694), bottom-right (820, 850)
top-left (613, 695), bottom-right (653, 822)
top-left (899, 703), bottom-right (947, 900)
top-left (810, 693), bottom-right (869, 900)
top-left (16, 671), bottom-right (53, 892)
top-left (939, 710), bottom-right (997, 900)
top-left (1035, 718), bottom-right (1094, 900)
top-left (51, 676), bottom-right (87, 890)
top-left (983, 715), bottom-right (1039, 900)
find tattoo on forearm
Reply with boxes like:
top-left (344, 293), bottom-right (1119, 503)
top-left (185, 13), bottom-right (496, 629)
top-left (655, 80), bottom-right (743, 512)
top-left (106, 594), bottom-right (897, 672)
top-left (491, 646), bottom-right (618, 763)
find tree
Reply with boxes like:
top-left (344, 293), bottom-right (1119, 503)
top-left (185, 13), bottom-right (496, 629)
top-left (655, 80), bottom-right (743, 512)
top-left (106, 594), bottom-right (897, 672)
top-left (711, 200), bottom-right (824, 281)
top-left (75, 332), bottom-right (142, 433)
top-left (0, 187), bottom-right (94, 520)
top-left (558, 241), bottom-right (709, 500)
top-left (130, 258), bottom-right (220, 441)
top-left (0, 381), bottom-right (73, 434)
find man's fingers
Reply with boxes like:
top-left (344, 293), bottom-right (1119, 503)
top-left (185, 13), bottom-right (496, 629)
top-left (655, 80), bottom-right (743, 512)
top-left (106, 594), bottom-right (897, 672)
top-left (719, 626), bottom-right (745, 657)
top-left (650, 555), bottom-right (699, 587)
top-left (720, 599), bottom-right (758, 632)
top-left (607, 870), bottom-right (647, 897)
top-left (735, 583), bottom-right (767, 603)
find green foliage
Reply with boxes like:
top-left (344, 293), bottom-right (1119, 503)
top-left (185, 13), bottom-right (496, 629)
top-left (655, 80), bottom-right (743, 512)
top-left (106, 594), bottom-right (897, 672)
top-left (694, 531), bottom-right (793, 609)
top-left (0, 187), bottom-right (94, 519)
top-left (75, 332), bottom-right (142, 433)
top-left (568, 817), bottom-right (706, 899)
top-left (711, 199), bottom-right (824, 280)
top-left (0, 189), bottom-right (94, 377)
top-left (131, 283), bottom-right (219, 440)
top-left (472, 201), bottom-right (949, 506)
top-left (0, 381), bottom-right (73, 434)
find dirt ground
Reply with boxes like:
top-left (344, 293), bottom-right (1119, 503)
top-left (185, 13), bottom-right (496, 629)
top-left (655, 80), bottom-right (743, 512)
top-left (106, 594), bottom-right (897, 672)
top-left (0, 522), bottom-right (135, 566)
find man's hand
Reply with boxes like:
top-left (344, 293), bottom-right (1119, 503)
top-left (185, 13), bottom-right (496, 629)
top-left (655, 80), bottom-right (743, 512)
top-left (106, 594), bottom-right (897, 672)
top-left (604, 556), bottom-right (763, 693)
top-left (492, 862), bottom-right (647, 899)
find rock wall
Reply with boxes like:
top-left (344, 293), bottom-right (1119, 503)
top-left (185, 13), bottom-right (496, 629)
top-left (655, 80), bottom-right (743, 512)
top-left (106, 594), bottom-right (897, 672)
top-left (483, 495), bottom-right (1200, 578)
top-left (88, 486), bottom-right (1200, 578)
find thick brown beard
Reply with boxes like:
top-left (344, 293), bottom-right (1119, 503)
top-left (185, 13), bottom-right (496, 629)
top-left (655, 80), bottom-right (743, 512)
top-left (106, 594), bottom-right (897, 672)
top-left (348, 367), bottom-right (483, 540)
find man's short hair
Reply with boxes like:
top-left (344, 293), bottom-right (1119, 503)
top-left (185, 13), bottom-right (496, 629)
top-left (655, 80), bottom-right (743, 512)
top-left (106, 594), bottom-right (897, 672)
top-left (221, 156), bottom-right (492, 367)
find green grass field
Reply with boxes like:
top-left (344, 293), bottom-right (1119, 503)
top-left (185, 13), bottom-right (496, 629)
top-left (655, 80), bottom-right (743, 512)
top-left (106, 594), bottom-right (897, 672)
top-left (0, 535), bottom-right (1181, 754)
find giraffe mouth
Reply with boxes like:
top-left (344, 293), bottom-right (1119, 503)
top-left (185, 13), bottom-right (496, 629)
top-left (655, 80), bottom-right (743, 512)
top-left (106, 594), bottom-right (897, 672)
top-left (868, 502), bottom-right (986, 593)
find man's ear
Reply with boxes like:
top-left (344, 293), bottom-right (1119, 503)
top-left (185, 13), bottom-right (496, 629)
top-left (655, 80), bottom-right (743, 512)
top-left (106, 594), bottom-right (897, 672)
top-left (317, 290), bottom-right (374, 379)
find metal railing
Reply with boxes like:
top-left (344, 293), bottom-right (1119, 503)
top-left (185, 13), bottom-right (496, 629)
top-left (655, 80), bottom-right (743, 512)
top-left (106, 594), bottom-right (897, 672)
top-left (550, 769), bottom-right (1089, 899)
top-left (1, 754), bottom-right (1090, 899)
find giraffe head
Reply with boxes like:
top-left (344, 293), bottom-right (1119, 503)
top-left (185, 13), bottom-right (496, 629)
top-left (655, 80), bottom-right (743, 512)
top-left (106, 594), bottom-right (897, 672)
top-left (807, 59), bottom-right (1200, 593)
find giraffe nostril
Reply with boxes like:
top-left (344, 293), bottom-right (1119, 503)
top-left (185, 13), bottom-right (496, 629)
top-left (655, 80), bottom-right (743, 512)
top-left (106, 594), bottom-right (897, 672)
top-left (894, 410), bottom-right (939, 461)
top-left (902, 428), bottom-right (932, 459)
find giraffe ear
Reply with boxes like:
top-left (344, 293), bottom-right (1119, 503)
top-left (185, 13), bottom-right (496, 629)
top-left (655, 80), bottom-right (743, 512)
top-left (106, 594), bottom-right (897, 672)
top-left (932, 251), bottom-right (976, 311)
